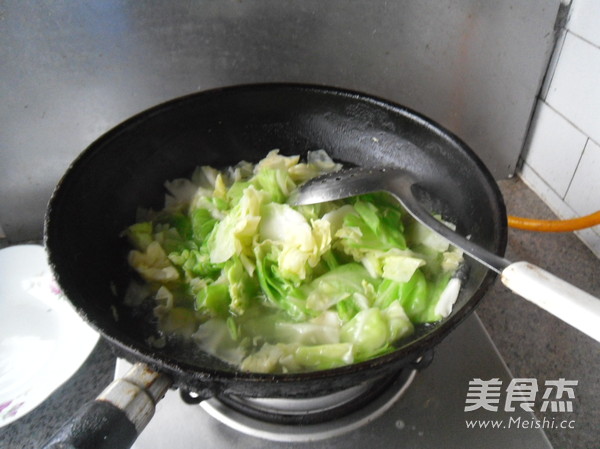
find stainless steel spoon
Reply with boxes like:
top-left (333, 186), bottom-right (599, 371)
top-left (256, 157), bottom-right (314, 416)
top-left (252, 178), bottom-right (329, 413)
top-left (290, 167), bottom-right (600, 343)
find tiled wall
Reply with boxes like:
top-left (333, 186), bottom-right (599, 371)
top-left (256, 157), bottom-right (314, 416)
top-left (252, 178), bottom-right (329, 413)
top-left (520, 0), bottom-right (600, 257)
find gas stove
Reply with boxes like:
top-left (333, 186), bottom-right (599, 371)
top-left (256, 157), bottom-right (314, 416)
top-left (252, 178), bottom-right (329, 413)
top-left (116, 313), bottom-right (553, 449)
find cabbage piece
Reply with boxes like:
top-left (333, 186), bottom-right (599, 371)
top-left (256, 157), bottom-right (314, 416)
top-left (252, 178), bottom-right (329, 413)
top-left (259, 203), bottom-right (331, 281)
top-left (255, 150), bottom-right (300, 172)
top-left (225, 256), bottom-right (258, 316)
top-left (240, 343), bottom-right (301, 373)
top-left (288, 149), bottom-right (342, 183)
top-left (287, 164), bottom-right (322, 184)
top-left (190, 193), bottom-right (227, 219)
top-left (190, 208), bottom-right (218, 242)
top-left (252, 168), bottom-right (296, 203)
top-left (307, 149), bottom-right (343, 172)
top-left (373, 275), bottom-right (420, 310)
top-left (235, 307), bottom-right (281, 343)
top-left (151, 225), bottom-right (189, 254)
top-left (274, 311), bottom-right (341, 345)
top-left (442, 247), bottom-right (464, 273)
top-left (277, 247), bottom-right (312, 281)
top-left (208, 185), bottom-right (266, 264)
top-left (124, 222), bottom-right (153, 251)
top-left (399, 269), bottom-right (459, 324)
top-left (382, 301), bottom-right (414, 341)
top-left (399, 269), bottom-right (429, 322)
top-left (294, 343), bottom-right (354, 370)
top-left (227, 160), bottom-right (254, 182)
top-left (123, 280), bottom-right (152, 307)
top-left (152, 213), bottom-right (193, 244)
top-left (433, 277), bottom-right (461, 320)
top-left (407, 215), bottom-right (456, 252)
top-left (189, 166), bottom-right (229, 217)
top-left (226, 181), bottom-right (252, 206)
top-left (253, 242), bottom-right (309, 320)
top-left (310, 219), bottom-right (332, 259)
top-left (168, 248), bottom-right (222, 279)
top-left (322, 205), bottom-right (356, 236)
top-left (336, 295), bottom-right (363, 322)
top-left (153, 285), bottom-right (174, 317)
top-left (381, 251), bottom-right (426, 283)
top-left (164, 178), bottom-right (200, 210)
top-left (193, 319), bottom-right (247, 366)
top-left (212, 173), bottom-right (228, 200)
top-left (335, 200), bottom-right (407, 262)
top-left (124, 150), bottom-right (465, 373)
top-left (373, 278), bottom-right (400, 310)
top-left (128, 241), bottom-right (179, 282)
top-left (415, 272), bottom-right (457, 323)
top-left (191, 165), bottom-right (222, 190)
top-left (152, 287), bottom-right (200, 336)
top-left (320, 250), bottom-right (341, 272)
top-left (158, 307), bottom-right (198, 337)
top-left (259, 203), bottom-right (314, 250)
top-left (305, 263), bottom-right (377, 312)
top-left (288, 150), bottom-right (342, 183)
top-left (195, 283), bottom-right (230, 317)
top-left (340, 308), bottom-right (389, 359)
top-left (274, 322), bottom-right (340, 346)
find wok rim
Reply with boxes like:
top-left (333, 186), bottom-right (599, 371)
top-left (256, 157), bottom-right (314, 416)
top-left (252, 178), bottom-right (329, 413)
top-left (44, 82), bottom-right (508, 388)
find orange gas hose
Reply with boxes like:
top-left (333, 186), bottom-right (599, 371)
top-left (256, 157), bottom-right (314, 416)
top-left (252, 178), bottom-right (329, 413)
top-left (507, 210), bottom-right (600, 232)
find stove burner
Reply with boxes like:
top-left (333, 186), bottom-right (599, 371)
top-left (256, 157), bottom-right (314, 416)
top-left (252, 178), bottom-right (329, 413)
top-left (217, 370), bottom-right (409, 425)
top-left (199, 368), bottom-right (416, 442)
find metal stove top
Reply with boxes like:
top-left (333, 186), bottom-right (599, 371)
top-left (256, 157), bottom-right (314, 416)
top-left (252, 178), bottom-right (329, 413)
top-left (116, 314), bottom-right (553, 449)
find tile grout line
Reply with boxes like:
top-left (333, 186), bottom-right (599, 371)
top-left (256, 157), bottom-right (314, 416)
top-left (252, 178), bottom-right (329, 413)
top-left (567, 29), bottom-right (600, 52)
top-left (521, 161), bottom-right (600, 244)
top-left (519, 161), bottom-right (573, 208)
top-left (519, 166), bottom-right (600, 258)
top-left (542, 101), bottom-right (599, 148)
top-left (561, 137), bottom-right (589, 201)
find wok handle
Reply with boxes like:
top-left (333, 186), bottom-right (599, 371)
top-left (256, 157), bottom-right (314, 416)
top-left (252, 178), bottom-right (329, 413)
top-left (41, 363), bottom-right (172, 449)
top-left (501, 261), bottom-right (600, 343)
top-left (40, 400), bottom-right (137, 449)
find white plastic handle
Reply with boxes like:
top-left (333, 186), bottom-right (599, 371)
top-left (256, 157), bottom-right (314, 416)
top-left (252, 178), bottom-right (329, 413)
top-left (501, 261), bottom-right (600, 343)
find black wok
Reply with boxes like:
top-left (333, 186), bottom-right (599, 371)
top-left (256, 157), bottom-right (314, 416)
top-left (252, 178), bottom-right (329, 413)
top-left (43, 83), bottom-right (507, 447)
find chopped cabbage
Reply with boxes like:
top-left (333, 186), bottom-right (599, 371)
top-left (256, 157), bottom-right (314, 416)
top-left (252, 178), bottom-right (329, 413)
top-left (124, 150), bottom-right (464, 373)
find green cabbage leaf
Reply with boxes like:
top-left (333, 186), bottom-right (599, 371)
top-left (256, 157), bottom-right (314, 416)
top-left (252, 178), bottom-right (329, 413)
top-left (124, 150), bottom-right (463, 373)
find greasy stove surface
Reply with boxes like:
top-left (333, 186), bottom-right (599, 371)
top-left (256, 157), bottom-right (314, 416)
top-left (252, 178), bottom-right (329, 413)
top-left (118, 315), bottom-right (552, 449)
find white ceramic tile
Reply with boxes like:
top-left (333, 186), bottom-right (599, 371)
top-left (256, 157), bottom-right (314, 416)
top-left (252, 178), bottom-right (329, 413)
top-left (575, 226), bottom-right (600, 259)
top-left (569, 0), bottom-right (600, 48)
top-left (520, 162), bottom-right (578, 220)
top-left (564, 139), bottom-right (600, 215)
top-left (546, 33), bottom-right (600, 145)
top-left (523, 101), bottom-right (587, 197)
top-left (519, 163), bottom-right (600, 259)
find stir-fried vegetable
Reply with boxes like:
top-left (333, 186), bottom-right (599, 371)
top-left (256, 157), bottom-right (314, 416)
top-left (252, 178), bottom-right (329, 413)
top-left (124, 150), bottom-right (463, 373)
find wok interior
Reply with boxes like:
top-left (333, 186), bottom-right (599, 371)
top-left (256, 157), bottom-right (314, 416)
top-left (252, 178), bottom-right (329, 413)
top-left (46, 85), bottom-right (506, 384)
